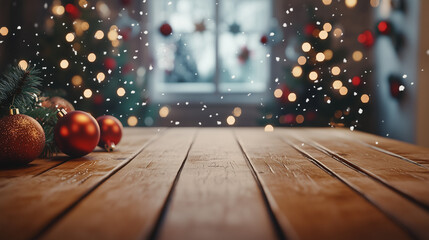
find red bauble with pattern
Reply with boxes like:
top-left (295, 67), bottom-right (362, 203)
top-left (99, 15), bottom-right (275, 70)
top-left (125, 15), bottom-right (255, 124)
top-left (97, 115), bottom-right (123, 151)
top-left (54, 110), bottom-right (100, 157)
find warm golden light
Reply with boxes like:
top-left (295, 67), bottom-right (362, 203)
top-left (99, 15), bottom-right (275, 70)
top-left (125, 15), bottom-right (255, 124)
top-left (316, 52), bottom-right (325, 62)
top-left (361, 94), bottom-right (370, 103)
top-left (274, 89), bottom-right (283, 98)
top-left (345, 0), bottom-right (358, 8)
top-left (333, 80), bottom-right (343, 89)
top-left (159, 106), bottom-right (169, 118)
top-left (233, 107), bottom-right (242, 117)
top-left (302, 42), bottom-right (311, 52)
top-left (52, 5), bottom-right (65, 16)
top-left (65, 33), bottom-right (75, 42)
top-left (292, 66), bottom-right (303, 77)
top-left (96, 72), bottom-right (105, 82)
top-left (288, 93), bottom-right (297, 102)
top-left (331, 66), bottom-right (341, 75)
top-left (60, 59), bottom-right (69, 69)
top-left (117, 87), bottom-right (126, 97)
top-left (322, 0), bottom-right (332, 5)
top-left (111, 40), bottom-right (120, 47)
top-left (94, 30), bottom-right (104, 39)
top-left (79, 0), bottom-right (88, 8)
top-left (71, 75), bottom-right (83, 86)
top-left (108, 29), bottom-right (118, 41)
top-left (83, 89), bottom-right (93, 98)
top-left (81, 21), bottom-right (90, 31)
top-left (333, 28), bottom-right (343, 38)
top-left (18, 60), bottom-right (28, 70)
top-left (309, 71), bottom-right (318, 81)
top-left (127, 116), bottom-right (138, 127)
top-left (352, 51), bottom-right (363, 62)
top-left (226, 116), bottom-right (236, 125)
top-left (370, 0), bottom-right (380, 7)
top-left (87, 53), bottom-right (96, 62)
top-left (297, 56), bottom-right (307, 65)
top-left (296, 115), bottom-right (304, 124)
top-left (339, 86), bottom-right (348, 95)
top-left (264, 124), bottom-right (274, 132)
top-left (324, 49), bottom-right (333, 60)
top-left (0, 27), bottom-right (9, 36)
top-left (323, 23), bottom-right (332, 32)
top-left (319, 30), bottom-right (328, 40)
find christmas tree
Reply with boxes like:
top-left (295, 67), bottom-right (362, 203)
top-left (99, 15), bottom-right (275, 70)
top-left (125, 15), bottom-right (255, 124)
top-left (265, 9), bottom-right (370, 129)
top-left (39, 0), bottom-right (148, 126)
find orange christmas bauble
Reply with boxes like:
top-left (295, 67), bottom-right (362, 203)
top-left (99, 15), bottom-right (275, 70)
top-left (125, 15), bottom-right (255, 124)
top-left (97, 115), bottom-right (123, 151)
top-left (54, 110), bottom-right (100, 157)
top-left (41, 96), bottom-right (75, 112)
top-left (0, 113), bottom-right (45, 166)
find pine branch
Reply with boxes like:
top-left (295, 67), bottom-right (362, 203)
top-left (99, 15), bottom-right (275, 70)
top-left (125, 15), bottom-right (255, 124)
top-left (0, 65), bottom-right (42, 115)
top-left (26, 107), bottom-right (60, 158)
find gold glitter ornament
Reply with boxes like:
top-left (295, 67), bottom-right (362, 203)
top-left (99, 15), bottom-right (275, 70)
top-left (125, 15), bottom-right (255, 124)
top-left (0, 109), bottom-right (45, 166)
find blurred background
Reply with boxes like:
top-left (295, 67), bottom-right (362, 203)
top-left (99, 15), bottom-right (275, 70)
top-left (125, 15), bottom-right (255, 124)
top-left (0, 0), bottom-right (428, 147)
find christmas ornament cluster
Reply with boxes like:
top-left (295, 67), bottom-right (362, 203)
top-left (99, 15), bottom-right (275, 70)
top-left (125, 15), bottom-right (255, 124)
top-left (0, 65), bottom-right (124, 167)
top-left (0, 106), bottom-right (123, 166)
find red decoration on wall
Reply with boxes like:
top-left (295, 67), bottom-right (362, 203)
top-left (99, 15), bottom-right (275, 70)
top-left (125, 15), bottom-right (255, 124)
top-left (160, 23), bottom-right (173, 36)
top-left (260, 35), bottom-right (268, 45)
top-left (388, 75), bottom-right (405, 99)
top-left (104, 58), bottom-right (117, 70)
top-left (238, 46), bottom-right (251, 63)
top-left (377, 21), bottom-right (392, 35)
top-left (304, 24), bottom-right (316, 36)
top-left (352, 76), bottom-right (361, 86)
top-left (65, 4), bottom-right (81, 20)
top-left (358, 30), bottom-right (375, 48)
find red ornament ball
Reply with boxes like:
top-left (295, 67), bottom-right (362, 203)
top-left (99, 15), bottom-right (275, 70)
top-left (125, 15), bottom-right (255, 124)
top-left (65, 4), bottom-right (81, 20)
top-left (352, 76), bottom-right (361, 86)
top-left (41, 96), bottom-right (75, 112)
top-left (377, 21), bottom-right (392, 35)
top-left (260, 35), bottom-right (268, 44)
top-left (104, 58), bottom-right (117, 70)
top-left (358, 30), bottom-right (375, 48)
top-left (0, 112), bottom-right (45, 166)
top-left (97, 115), bottom-right (123, 151)
top-left (160, 23), bottom-right (173, 36)
top-left (54, 110), bottom-right (100, 158)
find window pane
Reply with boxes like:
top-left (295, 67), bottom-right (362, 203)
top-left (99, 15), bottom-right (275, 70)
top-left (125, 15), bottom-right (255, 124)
top-left (151, 0), bottom-right (216, 89)
top-left (219, 0), bottom-right (271, 93)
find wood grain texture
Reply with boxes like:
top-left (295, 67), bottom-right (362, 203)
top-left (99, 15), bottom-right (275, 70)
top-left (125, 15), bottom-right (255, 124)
top-left (0, 128), bottom-right (160, 240)
top-left (41, 128), bottom-right (195, 240)
top-left (295, 128), bottom-right (429, 211)
top-left (157, 129), bottom-right (279, 240)
top-left (334, 128), bottom-right (429, 168)
top-left (284, 133), bottom-right (429, 239)
top-left (236, 129), bottom-right (410, 240)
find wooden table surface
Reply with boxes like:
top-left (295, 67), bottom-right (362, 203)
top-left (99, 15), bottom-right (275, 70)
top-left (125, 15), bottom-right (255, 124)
top-left (1, 128), bottom-right (429, 240)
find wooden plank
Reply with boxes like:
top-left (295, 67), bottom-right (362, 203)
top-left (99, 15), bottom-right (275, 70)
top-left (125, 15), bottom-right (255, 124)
top-left (157, 129), bottom-right (279, 240)
top-left (334, 128), bottom-right (429, 168)
top-left (295, 128), bottom-right (429, 211)
top-left (284, 133), bottom-right (429, 239)
top-left (236, 129), bottom-right (410, 240)
top-left (41, 128), bottom-right (195, 240)
top-left (0, 128), bottom-right (161, 240)
top-left (0, 128), bottom-right (155, 188)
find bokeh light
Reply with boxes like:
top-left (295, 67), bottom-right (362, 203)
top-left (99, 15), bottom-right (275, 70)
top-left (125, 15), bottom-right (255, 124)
top-left (127, 116), bottom-right (138, 126)
top-left (226, 116), bottom-right (236, 125)
top-left (60, 59), bottom-right (69, 69)
top-left (18, 60), bottom-right (28, 70)
top-left (159, 106), bottom-right (169, 118)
